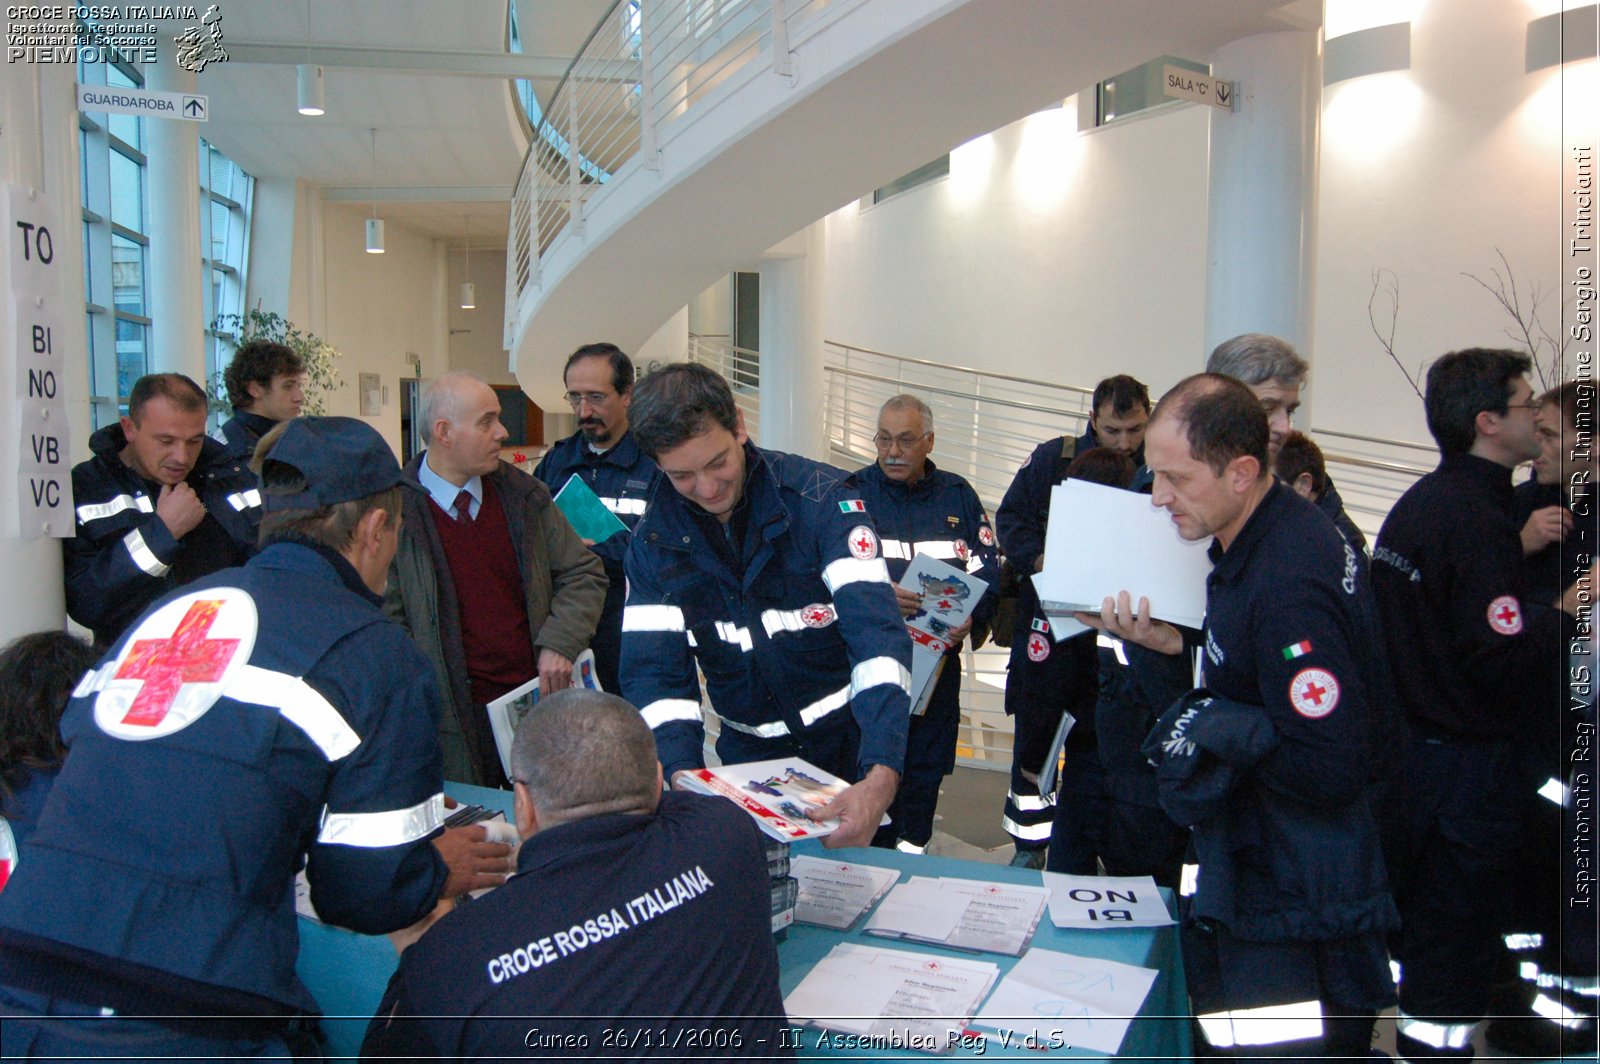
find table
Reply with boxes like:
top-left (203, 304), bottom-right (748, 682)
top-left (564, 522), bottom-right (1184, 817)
top-left (778, 841), bottom-right (1189, 1061)
top-left (296, 784), bottom-right (1190, 1060)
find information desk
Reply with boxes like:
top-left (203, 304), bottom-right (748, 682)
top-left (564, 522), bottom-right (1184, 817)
top-left (296, 784), bottom-right (1190, 1060)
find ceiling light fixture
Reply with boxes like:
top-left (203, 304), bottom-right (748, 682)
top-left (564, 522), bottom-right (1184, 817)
top-left (297, 1), bottom-right (323, 115)
top-left (366, 128), bottom-right (385, 254)
top-left (460, 214), bottom-right (476, 309)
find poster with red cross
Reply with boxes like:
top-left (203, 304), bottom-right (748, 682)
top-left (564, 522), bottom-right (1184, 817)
top-left (93, 587), bottom-right (258, 741)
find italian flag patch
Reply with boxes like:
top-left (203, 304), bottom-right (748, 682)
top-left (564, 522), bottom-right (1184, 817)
top-left (1282, 640), bottom-right (1312, 660)
top-left (838, 499), bottom-right (866, 513)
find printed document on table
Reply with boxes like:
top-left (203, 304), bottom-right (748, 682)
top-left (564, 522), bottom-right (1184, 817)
top-left (866, 877), bottom-right (1049, 956)
top-left (1032, 479), bottom-right (1212, 629)
top-left (1042, 872), bottom-right (1175, 929)
top-left (938, 878), bottom-right (1051, 956)
top-left (972, 946), bottom-right (1159, 1055)
top-left (786, 942), bottom-right (1000, 1051)
top-left (865, 877), bottom-right (968, 942)
top-left (791, 856), bottom-right (900, 930)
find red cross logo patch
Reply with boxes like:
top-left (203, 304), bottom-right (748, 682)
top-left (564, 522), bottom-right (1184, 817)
top-left (978, 525), bottom-right (995, 547)
top-left (954, 539), bottom-right (970, 561)
top-left (94, 588), bottom-right (257, 741)
top-left (1027, 632), bottom-right (1051, 662)
top-left (1289, 667), bottom-right (1340, 719)
top-left (847, 525), bottom-right (879, 560)
top-left (801, 603), bottom-right (837, 628)
top-left (1487, 595), bottom-right (1523, 635)
top-left (0, 819), bottom-right (16, 893)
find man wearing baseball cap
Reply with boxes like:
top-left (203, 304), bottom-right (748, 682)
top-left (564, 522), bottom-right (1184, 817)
top-left (0, 417), bottom-right (511, 1060)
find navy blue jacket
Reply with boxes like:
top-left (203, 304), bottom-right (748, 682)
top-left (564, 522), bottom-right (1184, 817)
top-left (1149, 481), bottom-right (1398, 942)
top-left (853, 460), bottom-right (999, 648)
top-left (621, 444), bottom-right (912, 779)
top-left (1316, 477), bottom-right (1368, 557)
top-left (1374, 453), bottom-right (1565, 738)
top-left (362, 791), bottom-right (791, 1061)
top-left (1513, 479), bottom-right (1584, 606)
top-left (534, 428), bottom-right (659, 600)
top-left (65, 424), bottom-right (261, 646)
top-left (0, 542), bottom-right (451, 1018)
top-left (216, 410), bottom-right (277, 463)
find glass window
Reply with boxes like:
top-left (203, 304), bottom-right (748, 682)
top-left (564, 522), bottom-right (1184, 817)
top-left (114, 319), bottom-right (148, 406)
top-left (109, 150), bottom-right (143, 232)
top-left (111, 234), bottom-right (145, 318)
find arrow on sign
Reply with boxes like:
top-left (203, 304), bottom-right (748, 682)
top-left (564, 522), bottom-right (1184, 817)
top-left (1215, 82), bottom-right (1233, 108)
top-left (182, 96), bottom-right (207, 119)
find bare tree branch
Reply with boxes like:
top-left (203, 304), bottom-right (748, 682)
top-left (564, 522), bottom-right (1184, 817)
top-left (1461, 247), bottom-right (1570, 390)
top-left (1368, 268), bottom-right (1423, 399)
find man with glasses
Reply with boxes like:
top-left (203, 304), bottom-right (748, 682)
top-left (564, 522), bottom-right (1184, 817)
top-left (1372, 349), bottom-right (1589, 1059)
top-left (387, 372), bottom-right (606, 788)
top-left (535, 344), bottom-right (660, 694)
top-left (854, 395), bottom-right (998, 852)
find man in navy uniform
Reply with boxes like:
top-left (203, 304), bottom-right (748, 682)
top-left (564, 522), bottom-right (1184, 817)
top-left (64, 372), bottom-right (261, 648)
top-left (534, 343), bottom-right (659, 694)
top-left (1095, 374), bottom-right (1397, 1059)
top-left (216, 338), bottom-right (305, 462)
top-left (996, 374), bottom-right (1149, 865)
top-left (1372, 349), bottom-right (1588, 1059)
top-left (362, 689), bottom-right (791, 1060)
top-left (621, 363), bottom-right (912, 849)
top-left (854, 394), bottom-right (997, 852)
top-left (0, 417), bottom-right (511, 1060)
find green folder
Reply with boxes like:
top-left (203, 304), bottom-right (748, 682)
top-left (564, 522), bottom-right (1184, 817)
top-left (552, 474), bottom-right (629, 542)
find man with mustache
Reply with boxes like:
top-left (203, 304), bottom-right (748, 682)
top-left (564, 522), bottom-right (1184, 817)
top-left (534, 344), bottom-right (659, 695)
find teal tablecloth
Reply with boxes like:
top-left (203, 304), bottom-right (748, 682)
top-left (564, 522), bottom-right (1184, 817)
top-left (296, 783), bottom-right (1191, 1061)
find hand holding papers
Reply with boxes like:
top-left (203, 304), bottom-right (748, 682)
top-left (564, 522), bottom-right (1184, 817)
top-left (485, 649), bottom-right (601, 781)
top-left (972, 947), bottom-right (1160, 1055)
top-left (1032, 479), bottom-right (1211, 631)
top-left (897, 555), bottom-right (988, 716)
top-left (785, 943), bottom-right (1000, 1054)
top-left (678, 757), bottom-right (863, 842)
top-left (1042, 873), bottom-right (1176, 928)
top-left (865, 876), bottom-right (1050, 956)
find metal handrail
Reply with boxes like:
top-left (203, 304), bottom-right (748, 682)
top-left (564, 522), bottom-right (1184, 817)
top-left (825, 340), bottom-right (1096, 395)
top-left (1312, 427), bottom-right (1436, 453)
top-left (823, 365), bottom-right (1093, 421)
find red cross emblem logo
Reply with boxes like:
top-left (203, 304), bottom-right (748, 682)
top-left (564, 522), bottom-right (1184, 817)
top-left (94, 588), bottom-right (257, 741)
top-left (1487, 595), bottom-right (1523, 635)
top-left (1289, 667), bottom-right (1340, 719)
top-left (801, 603), bottom-right (837, 628)
top-left (954, 539), bottom-right (970, 561)
top-left (1027, 632), bottom-right (1051, 662)
top-left (847, 525), bottom-right (879, 560)
top-left (979, 525), bottom-right (995, 547)
top-left (0, 819), bottom-right (16, 893)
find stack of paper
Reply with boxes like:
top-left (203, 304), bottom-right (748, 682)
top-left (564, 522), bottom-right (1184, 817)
top-left (897, 555), bottom-right (988, 716)
top-left (1041, 872), bottom-right (1176, 929)
top-left (864, 876), bottom-right (1050, 956)
top-left (972, 947), bottom-right (1159, 1055)
top-left (1031, 479), bottom-right (1212, 630)
top-left (785, 942), bottom-right (1000, 1054)
top-left (677, 757), bottom-right (858, 842)
top-left (791, 855), bottom-right (900, 930)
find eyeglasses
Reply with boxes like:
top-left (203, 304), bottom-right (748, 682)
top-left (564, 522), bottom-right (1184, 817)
top-left (872, 431), bottom-right (931, 450)
top-left (564, 391), bottom-right (615, 408)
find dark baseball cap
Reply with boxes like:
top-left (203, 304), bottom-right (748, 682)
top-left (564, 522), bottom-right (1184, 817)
top-left (259, 416), bottom-right (402, 512)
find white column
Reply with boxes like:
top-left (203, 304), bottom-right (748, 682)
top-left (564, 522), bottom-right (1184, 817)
top-left (143, 61), bottom-right (206, 382)
top-left (0, 55), bottom-right (89, 640)
top-left (1203, 32), bottom-right (1321, 365)
top-left (758, 221), bottom-right (826, 457)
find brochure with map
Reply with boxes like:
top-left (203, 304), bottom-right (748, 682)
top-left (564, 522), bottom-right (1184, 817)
top-left (678, 757), bottom-right (869, 842)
